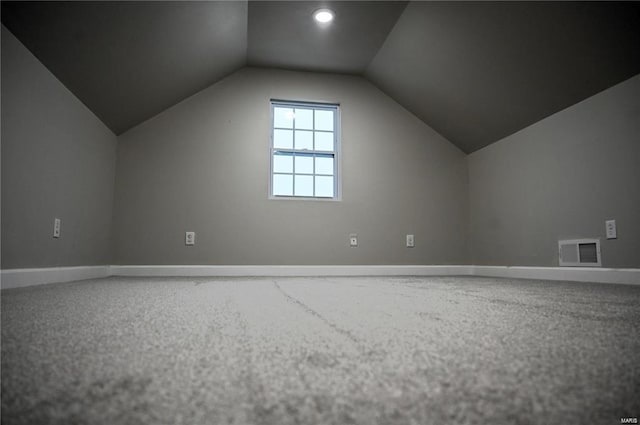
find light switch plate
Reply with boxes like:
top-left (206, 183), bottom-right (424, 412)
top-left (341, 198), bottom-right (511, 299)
top-left (349, 233), bottom-right (358, 247)
top-left (185, 231), bottom-right (195, 245)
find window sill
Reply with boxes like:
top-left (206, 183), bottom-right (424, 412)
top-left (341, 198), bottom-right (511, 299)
top-left (268, 195), bottom-right (341, 202)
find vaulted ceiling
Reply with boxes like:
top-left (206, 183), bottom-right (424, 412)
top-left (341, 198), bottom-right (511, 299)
top-left (2, 1), bottom-right (639, 153)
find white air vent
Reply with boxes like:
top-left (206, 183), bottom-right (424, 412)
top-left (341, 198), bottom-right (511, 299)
top-left (558, 238), bottom-right (601, 267)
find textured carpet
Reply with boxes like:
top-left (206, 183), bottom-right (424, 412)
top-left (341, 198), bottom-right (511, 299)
top-left (2, 276), bottom-right (639, 425)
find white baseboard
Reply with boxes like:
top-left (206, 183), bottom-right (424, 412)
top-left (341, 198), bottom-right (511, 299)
top-left (2, 264), bottom-right (638, 289)
top-left (110, 265), bottom-right (472, 277)
top-left (1, 266), bottom-right (111, 290)
top-left (112, 265), bottom-right (639, 284)
top-left (471, 266), bottom-right (640, 285)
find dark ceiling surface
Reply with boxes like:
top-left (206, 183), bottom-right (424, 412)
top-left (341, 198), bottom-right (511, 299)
top-left (1, 1), bottom-right (247, 135)
top-left (2, 1), bottom-right (639, 153)
top-left (366, 2), bottom-right (640, 153)
top-left (248, 1), bottom-right (407, 74)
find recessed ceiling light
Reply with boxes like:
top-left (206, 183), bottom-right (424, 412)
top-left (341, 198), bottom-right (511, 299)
top-left (313, 8), bottom-right (335, 24)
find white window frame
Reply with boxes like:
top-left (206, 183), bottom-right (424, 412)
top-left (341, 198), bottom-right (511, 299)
top-left (269, 100), bottom-right (340, 200)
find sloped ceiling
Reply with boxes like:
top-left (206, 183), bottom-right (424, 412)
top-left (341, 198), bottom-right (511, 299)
top-left (1, 1), bottom-right (248, 135)
top-left (366, 2), bottom-right (640, 153)
top-left (2, 1), bottom-right (639, 153)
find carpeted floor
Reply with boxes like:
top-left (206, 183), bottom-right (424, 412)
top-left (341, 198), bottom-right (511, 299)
top-left (1, 276), bottom-right (639, 425)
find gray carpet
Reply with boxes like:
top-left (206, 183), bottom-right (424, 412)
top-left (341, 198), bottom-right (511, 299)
top-left (2, 276), bottom-right (639, 425)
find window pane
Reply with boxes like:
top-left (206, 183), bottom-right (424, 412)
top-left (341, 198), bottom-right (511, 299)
top-left (271, 102), bottom-right (338, 199)
top-left (315, 132), bottom-right (334, 151)
top-left (295, 155), bottom-right (313, 174)
top-left (315, 176), bottom-right (334, 197)
top-left (273, 129), bottom-right (293, 149)
top-left (273, 107), bottom-right (294, 129)
top-left (273, 152), bottom-right (293, 173)
top-left (315, 156), bottom-right (333, 175)
top-left (295, 130), bottom-right (313, 150)
top-left (294, 175), bottom-right (313, 197)
top-left (273, 174), bottom-right (293, 196)
top-left (294, 108), bottom-right (313, 130)
top-left (315, 110), bottom-right (334, 131)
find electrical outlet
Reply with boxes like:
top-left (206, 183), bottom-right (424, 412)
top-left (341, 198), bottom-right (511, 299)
top-left (185, 231), bottom-right (195, 246)
top-left (605, 220), bottom-right (617, 239)
top-left (406, 234), bottom-right (415, 248)
top-left (349, 233), bottom-right (358, 247)
top-left (53, 218), bottom-right (61, 238)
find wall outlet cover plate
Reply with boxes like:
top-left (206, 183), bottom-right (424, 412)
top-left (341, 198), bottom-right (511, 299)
top-left (605, 220), bottom-right (617, 239)
top-left (53, 218), bottom-right (61, 238)
top-left (406, 234), bottom-right (415, 248)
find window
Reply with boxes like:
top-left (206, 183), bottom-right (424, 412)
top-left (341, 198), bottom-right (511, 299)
top-left (270, 100), bottom-right (339, 199)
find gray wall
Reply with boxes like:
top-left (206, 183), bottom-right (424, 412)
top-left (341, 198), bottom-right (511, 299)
top-left (1, 26), bottom-right (117, 268)
top-left (113, 67), bottom-right (469, 265)
top-left (468, 74), bottom-right (640, 268)
top-left (7, 22), bottom-right (636, 270)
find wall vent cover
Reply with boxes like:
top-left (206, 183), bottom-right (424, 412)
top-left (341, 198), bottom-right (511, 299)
top-left (558, 238), bottom-right (601, 267)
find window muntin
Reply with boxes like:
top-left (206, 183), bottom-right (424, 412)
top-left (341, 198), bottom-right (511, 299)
top-left (270, 101), bottom-right (339, 199)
